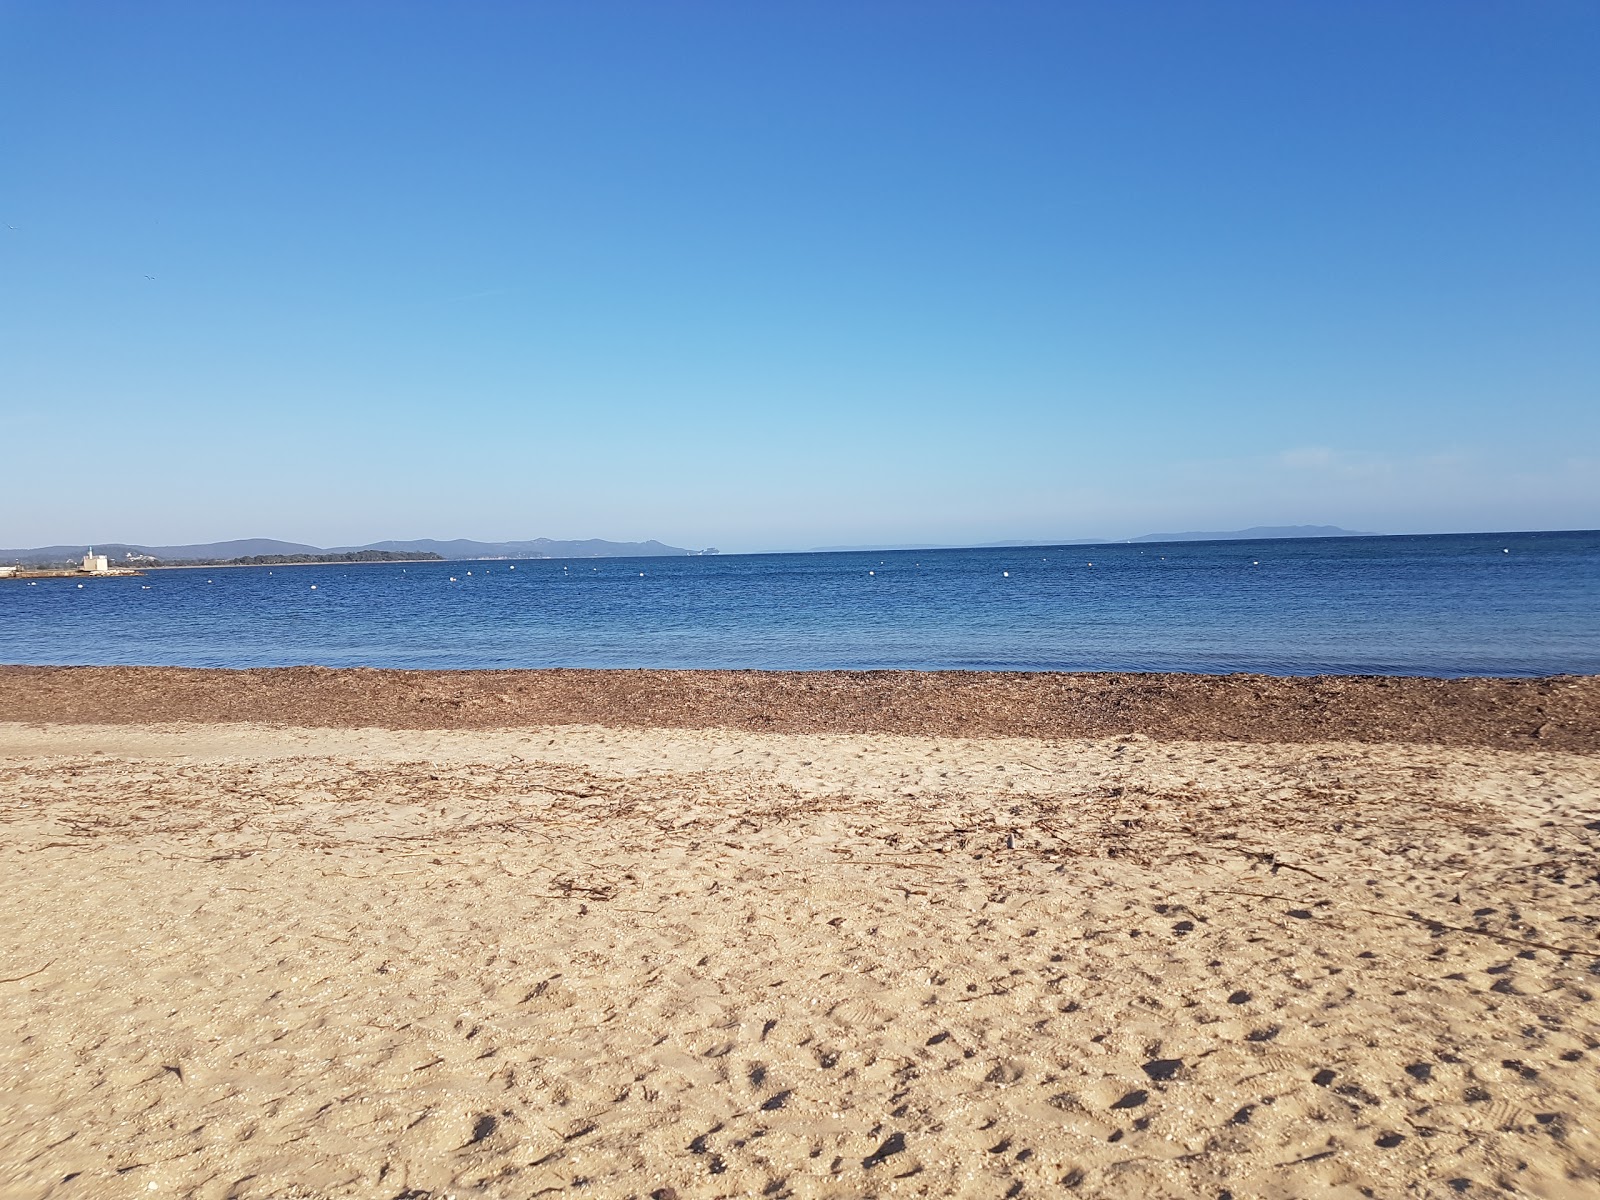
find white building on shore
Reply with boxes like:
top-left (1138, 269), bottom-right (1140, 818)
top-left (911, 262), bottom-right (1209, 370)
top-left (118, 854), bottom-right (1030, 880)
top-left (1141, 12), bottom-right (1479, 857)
top-left (82, 549), bottom-right (109, 574)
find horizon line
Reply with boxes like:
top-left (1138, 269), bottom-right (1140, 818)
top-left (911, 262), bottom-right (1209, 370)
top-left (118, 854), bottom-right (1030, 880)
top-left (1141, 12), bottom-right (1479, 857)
top-left (6, 525), bottom-right (1598, 565)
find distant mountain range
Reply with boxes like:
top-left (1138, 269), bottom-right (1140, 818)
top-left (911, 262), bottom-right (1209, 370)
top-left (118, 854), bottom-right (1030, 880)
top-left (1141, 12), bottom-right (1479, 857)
top-left (0, 537), bottom-right (696, 565)
top-left (1128, 525), bottom-right (1375, 543)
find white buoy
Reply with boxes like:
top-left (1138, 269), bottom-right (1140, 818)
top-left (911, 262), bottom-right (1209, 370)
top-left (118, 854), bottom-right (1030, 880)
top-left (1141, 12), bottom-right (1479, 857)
top-left (77, 583), bottom-right (84, 588)
top-left (310, 584), bottom-right (317, 590)
top-left (1003, 571), bottom-right (1009, 577)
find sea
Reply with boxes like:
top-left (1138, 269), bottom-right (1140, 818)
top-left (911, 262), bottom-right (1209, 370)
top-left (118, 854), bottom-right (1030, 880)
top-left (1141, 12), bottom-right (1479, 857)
top-left (2, 531), bottom-right (1597, 677)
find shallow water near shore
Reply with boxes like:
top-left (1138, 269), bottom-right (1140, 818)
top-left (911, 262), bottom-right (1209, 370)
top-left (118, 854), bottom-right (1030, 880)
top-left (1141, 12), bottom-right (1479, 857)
top-left (2, 530), bottom-right (1597, 675)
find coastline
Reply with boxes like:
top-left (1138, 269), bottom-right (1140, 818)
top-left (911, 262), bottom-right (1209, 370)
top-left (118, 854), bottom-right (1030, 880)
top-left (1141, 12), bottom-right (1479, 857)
top-left (0, 569), bottom-right (143, 580)
top-left (2, 664), bottom-right (1596, 750)
top-left (141, 557), bottom-right (449, 570)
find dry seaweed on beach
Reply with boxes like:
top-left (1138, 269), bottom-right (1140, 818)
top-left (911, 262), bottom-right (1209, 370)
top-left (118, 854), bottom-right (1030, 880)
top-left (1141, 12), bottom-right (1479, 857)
top-left (2, 665), bottom-right (1597, 750)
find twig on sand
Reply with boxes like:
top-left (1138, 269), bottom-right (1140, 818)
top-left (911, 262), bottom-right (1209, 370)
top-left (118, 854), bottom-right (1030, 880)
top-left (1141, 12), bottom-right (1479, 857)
top-left (1276, 1150), bottom-right (1336, 1168)
top-left (1227, 847), bottom-right (1329, 881)
top-left (0, 960), bottom-right (54, 984)
top-left (835, 858), bottom-right (946, 870)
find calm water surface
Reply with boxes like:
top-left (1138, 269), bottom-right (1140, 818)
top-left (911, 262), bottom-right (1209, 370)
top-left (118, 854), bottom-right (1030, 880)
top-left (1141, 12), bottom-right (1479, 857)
top-left (2, 532), bottom-right (1597, 676)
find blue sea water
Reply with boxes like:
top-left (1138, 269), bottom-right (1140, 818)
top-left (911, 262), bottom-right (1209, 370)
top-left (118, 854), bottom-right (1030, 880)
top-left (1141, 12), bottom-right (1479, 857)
top-left (2, 531), bottom-right (1597, 676)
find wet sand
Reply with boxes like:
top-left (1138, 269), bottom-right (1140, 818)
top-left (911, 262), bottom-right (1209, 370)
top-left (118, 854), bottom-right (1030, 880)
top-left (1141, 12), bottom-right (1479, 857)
top-left (2, 670), bottom-right (1598, 1198)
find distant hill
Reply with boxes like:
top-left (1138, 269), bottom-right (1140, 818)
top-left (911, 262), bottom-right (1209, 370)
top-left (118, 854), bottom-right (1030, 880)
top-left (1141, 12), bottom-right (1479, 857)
top-left (1129, 525), bottom-right (1376, 543)
top-left (0, 536), bottom-right (692, 565)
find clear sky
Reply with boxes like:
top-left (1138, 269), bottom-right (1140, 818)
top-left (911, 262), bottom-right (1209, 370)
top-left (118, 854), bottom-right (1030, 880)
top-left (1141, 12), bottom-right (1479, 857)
top-left (3, 2), bottom-right (1596, 552)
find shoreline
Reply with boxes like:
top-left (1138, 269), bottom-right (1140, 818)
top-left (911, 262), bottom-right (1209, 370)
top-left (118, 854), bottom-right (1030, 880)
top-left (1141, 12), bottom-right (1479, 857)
top-left (0, 569), bottom-right (143, 580)
top-left (142, 556), bottom-right (449, 569)
top-left (2, 664), bottom-right (1595, 750)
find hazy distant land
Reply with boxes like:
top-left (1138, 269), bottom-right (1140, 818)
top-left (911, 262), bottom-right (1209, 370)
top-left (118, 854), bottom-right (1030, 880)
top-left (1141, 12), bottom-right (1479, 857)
top-left (0, 536), bottom-right (702, 567)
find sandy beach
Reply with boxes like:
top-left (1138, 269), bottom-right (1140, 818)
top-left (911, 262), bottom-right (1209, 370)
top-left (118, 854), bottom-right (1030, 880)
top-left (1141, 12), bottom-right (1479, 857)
top-left (3, 670), bottom-right (1599, 1198)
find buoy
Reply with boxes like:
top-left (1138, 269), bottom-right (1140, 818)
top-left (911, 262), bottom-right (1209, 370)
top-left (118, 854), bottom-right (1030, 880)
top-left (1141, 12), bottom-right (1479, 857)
top-left (449, 576), bottom-right (457, 582)
top-left (869, 570), bottom-right (875, 576)
top-left (1003, 571), bottom-right (1009, 577)
top-left (639, 572), bottom-right (645, 577)
top-left (77, 583), bottom-right (84, 588)
top-left (310, 584), bottom-right (317, 590)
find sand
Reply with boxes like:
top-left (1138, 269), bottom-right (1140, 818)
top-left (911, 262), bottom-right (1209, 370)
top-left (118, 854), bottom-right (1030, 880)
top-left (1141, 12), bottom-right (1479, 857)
top-left (2, 676), bottom-right (1599, 1198)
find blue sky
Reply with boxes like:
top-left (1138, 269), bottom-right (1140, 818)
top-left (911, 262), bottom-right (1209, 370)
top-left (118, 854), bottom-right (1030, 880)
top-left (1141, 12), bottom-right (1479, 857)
top-left (2, 2), bottom-right (1596, 551)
